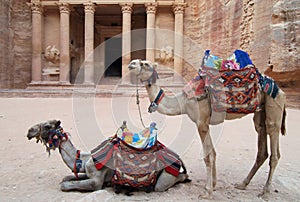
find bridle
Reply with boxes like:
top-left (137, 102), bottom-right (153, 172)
top-left (40, 125), bottom-right (68, 155)
top-left (136, 60), bottom-right (158, 86)
top-left (40, 125), bottom-right (82, 179)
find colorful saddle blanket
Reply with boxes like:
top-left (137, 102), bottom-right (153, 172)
top-left (205, 65), bottom-right (259, 113)
top-left (199, 50), bottom-right (259, 114)
top-left (117, 122), bottom-right (157, 149)
top-left (91, 136), bottom-right (182, 188)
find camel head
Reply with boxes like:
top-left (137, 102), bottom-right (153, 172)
top-left (27, 120), bottom-right (65, 154)
top-left (128, 59), bottom-right (158, 85)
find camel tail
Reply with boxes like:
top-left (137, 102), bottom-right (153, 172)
top-left (281, 106), bottom-right (286, 136)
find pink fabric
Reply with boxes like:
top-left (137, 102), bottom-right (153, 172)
top-left (183, 75), bottom-right (205, 99)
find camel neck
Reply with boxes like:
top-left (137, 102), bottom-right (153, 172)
top-left (145, 83), bottom-right (187, 116)
top-left (145, 84), bottom-right (161, 102)
top-left (59, 139), bottom-right (77, 171)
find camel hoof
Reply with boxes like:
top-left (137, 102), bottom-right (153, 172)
top-left (60, 182), bottom-right (69, 192)
top-left (183, 178), bottom-right (192, 183)
top-left (258, 186), bottom-right (270, 198)
top-left (198, 192), bottom-right (213, 200)
top-left (198, 187), bottom-right (213, 200)
top-left (234, 183), bottom-right (247, 190)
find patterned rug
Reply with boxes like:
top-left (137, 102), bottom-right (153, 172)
top-left (205, 65), bottom-right (260, 113)
top-left (91, 136), bottom-right (182, 188)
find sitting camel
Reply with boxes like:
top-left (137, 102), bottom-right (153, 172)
top-left (128, 59), bottom-right (286, 198)
top-left (27, 120), bottom-right (190, 193)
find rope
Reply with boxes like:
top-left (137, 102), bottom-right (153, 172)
top-left (136, 76), bottom-right (146, 128)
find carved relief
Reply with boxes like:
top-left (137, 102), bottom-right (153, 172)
top-left (58, 3), bottom-right (70, 14)
top-left (173, 3), bottom-right (187, 14)
top-left (156, 46), bottom-right (174, 64)
top-left (145, 3), bottom-right (157, 14)
top-left (44, 45), bottom-right (60, 64)
top-left (27, 2), bottom-right (43, 14)
top-left (84, 2), bottom-right (95, 14)
top-left (120, 3), bottom-right (133, 14)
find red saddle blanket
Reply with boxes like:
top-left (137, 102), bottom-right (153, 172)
top-left (205, 65), bottom-right (260, 114)
top-left (91, 136), bottom-right (182, 188)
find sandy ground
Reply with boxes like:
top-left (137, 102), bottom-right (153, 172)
top-left (0, 96), bottom-right (300, 202)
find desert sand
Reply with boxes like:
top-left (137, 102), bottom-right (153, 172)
top-left (0, 96), bottom-right (299, 202)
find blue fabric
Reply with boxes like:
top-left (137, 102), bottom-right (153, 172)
top-left (234, 50), bottom-right (253, 68)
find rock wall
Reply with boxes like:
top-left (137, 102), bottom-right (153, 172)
top-left (9, 0), bottom-right (32, 88)
top-left (183, 0), bottom-right (300, 78)
top-left (1, 0), bottom-right (299, 88)
top-left (0, 0), bottom-right (10, 88)
top-left (270, 0), bottom-right (300, 71)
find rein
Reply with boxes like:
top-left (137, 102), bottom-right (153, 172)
top-left (136, 77), bottom-right (147, 128)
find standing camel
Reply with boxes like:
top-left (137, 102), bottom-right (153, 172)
top-left (27, 120), bottom-right (190, 193)
top-left (128, 59), bottom-right (286, 198)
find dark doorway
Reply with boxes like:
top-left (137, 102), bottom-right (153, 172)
top-left (104, 37), bottom-right (122, 77)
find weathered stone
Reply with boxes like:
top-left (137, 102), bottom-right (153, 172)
top-left (0, 0), bottom-right (299, 88)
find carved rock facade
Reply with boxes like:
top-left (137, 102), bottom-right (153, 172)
top-left (0, 0), bottom-right (299, 88)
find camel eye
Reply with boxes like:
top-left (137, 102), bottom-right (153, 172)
top-left (44, 124), bottom-right (51, 130)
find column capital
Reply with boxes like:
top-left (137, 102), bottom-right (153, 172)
top-left (57, 3), bottom-right (70, 14)
top-left (120, 3), bottom-right (133, 14)
top-left (145, 3), bottom-right (157, 14)
top-left (173, 3), bottom-right (187, 14)
top-left (84, 2), bottom-right (96, 14)
top-left (27, 2), bottom-right (43, 14)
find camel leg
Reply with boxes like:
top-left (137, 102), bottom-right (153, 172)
top-left (61, 174), bottom-right (88, 182)
top-left (235, 110), bottom-right (268, 190)
top-left (260, 95), bottom-right (284, 196)
top-left (198, 124), bottom-right (216, 199)
top-left (155, 170), bottom-right (189, 192)
top-left (60, 178), bottom-right (100, 192)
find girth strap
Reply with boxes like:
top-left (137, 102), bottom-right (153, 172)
top-left (74, 150), bottom-right (82, 179)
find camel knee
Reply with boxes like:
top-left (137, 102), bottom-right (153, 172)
top-left (203, 151), bottom-right (216, 167)
top-left (256, 152), bottom-right (268, 166)
top-left (266, 121), bottom-right (280, 135)
top-left (269, 155), bottom-right (279, 168)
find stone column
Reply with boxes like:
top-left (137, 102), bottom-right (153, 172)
top-left (173, 3), bottom-right (186, 81)
top-left (84, 2), bottom-right (95, 85)
top-left (145, 3), bottom-right (157, 62)
top-left (120, 3), bottom-right (132, 83)
top-left (58, 3), bottom-right (70, 84)
top-left (28, 2), bottom-right (43, 83)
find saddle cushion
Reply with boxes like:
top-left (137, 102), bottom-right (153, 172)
top-left (112, 140), bottom-right (159, 188)
top-left (119, 125), bottom-right (157, 149)
top-left (91, 137), bottom-right (116, 170)
top-left (205, 65), bottom-right (260, 114)
top-left (91, 137), bottom-right (183, 188)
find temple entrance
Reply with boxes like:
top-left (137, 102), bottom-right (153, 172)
top-left (104, 37), bottom-right (122, 77)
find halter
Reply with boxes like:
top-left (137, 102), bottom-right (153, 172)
top-left (46, 126), bottom-right (68, 150)
top-left (137, 60), bottom-right (158, 86)
top-left (44, 126), bottom-right (81, 179)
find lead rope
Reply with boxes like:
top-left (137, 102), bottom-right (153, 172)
top-left (136, 76), bottom-right (146, 128)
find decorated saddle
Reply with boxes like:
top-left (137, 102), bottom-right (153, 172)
top-left (90, 122), bottom-right (184, 192)
top-left (183, 50), bottom-right (279, 114)
top-left (204, 64), bottom-right (260, 113)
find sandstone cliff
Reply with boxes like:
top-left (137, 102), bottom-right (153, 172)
top-left (183, 0), bottom-right (300, 80)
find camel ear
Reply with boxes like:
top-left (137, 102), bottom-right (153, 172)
top-left (55, 120), bottom-right (61, 128)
